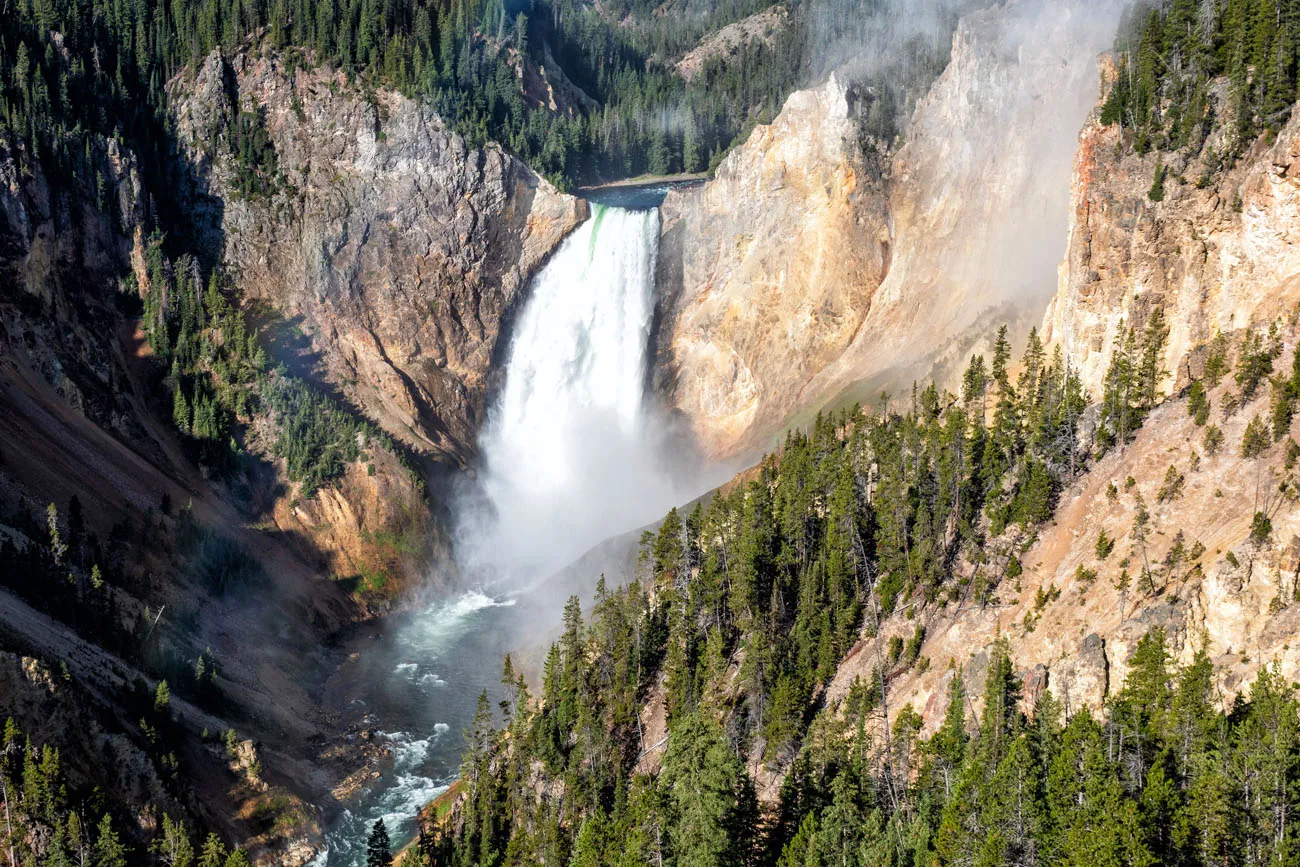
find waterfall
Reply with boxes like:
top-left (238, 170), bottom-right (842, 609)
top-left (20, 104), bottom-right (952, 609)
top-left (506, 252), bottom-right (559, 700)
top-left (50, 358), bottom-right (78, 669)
top-left (457, 204), bottom-right (684, 584)
top-left (316, 201), bottom-right (717, 867)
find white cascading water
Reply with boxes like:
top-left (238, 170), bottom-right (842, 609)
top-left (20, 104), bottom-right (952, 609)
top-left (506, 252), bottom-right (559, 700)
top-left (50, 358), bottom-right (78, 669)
top-left (458, 203), bottom-right (684, 584)
top-left (316, 203), bottom-right (693, 866)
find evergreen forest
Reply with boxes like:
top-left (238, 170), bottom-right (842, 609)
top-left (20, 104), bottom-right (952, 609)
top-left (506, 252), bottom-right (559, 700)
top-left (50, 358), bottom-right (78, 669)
top-left (1, 0), bottom-right (979, 195)
top-left (390, 319), bottom-right (1300, 867)
top-left (1102, 0), bottom-right (1300, 167)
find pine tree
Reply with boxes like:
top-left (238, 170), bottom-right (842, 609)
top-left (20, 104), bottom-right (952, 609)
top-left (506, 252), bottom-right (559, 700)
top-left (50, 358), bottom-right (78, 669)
top-left (979, 638), bottom-right (1022, 764)
top-left (366, 819), bottom-right (393, 867)
top-left (1243, 415), bottom-right (1273, 508)
top-left (1101, 323), bottom-right (1139, 448)
top-left (661, 713), bottom-right (757, 867)
top-left (1148, 159), bottom-right (1166, 201)
top-left (93, 815), bottom-right (128, 867)
top-left (1138, 308), bottom-right (1170, 410)
top-left (930, 665), bottom-right (967, 799)
top-left (153, 815), bottom-right (194, 867)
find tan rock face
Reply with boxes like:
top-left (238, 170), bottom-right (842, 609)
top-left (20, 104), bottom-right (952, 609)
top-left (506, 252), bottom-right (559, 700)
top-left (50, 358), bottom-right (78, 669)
top-left (268, 443), bottom-right (428, 602)
top-left (657, 73), bottom-right (891, 457)
top-left (659, 0), bottom-right (1122, 458)
top-left (171, 50), bottom-right (587, 459)
top-left (1043, 75), bottom-right (1300, 398)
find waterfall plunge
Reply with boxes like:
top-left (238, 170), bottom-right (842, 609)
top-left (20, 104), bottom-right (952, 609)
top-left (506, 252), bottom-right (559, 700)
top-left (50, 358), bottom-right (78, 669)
top-left (457, 204), bottom-right (687, 585)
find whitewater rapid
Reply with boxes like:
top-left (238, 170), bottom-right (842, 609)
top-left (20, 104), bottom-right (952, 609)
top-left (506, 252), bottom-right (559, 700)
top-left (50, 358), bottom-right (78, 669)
top-left (310, 592), bottom-right (515, 866)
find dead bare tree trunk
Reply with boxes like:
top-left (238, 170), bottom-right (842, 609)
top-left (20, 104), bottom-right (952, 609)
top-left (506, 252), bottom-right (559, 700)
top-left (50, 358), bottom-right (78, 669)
top-left (2, 779), bottom-right (16, 867)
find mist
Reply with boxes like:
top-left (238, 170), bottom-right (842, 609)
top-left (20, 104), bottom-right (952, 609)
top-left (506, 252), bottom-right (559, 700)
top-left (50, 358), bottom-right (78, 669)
top-left (802, 0), bottom-right (1130, 410)
top-left (311, 3), bottom-right (1136, 862)
top-left (455, 0), bottom-right (1132, 593)
top-left (451, 206), bottom-right (711, 599)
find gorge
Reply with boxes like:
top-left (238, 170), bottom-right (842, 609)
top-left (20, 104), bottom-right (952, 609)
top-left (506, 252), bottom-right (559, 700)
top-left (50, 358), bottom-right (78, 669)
top-left (10, 0), bottom-right (1300, 864)
top-left (309, 198), bottom-right (707, 864)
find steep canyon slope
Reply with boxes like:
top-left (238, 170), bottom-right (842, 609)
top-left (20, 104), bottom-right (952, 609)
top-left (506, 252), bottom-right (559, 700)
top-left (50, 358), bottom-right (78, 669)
top-left (1043, 68), bottom-right (1300, 399)
top-left (0, 41), bottom-right (590, 863)
top-left (814, 22), bottom-right (1300, 736)
top-left (650, 0), bottom-right (1300, 755)
top-left (826, 333), bottom-right (1300, 739)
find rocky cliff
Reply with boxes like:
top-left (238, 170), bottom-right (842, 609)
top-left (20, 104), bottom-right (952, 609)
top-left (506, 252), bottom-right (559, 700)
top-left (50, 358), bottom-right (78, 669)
top-left (656, 73), bottom-right (890, 455)
top-left (825, 14), bottom-right (1300, 734)
top-left (657, 0), bottom-right (1123, 457)
top-left (0, 40), bottom-right (591, 858)
top-left (1043, 69), bottom-right (1300, 398)
top-left (171, 50), bottom-right (586, 460)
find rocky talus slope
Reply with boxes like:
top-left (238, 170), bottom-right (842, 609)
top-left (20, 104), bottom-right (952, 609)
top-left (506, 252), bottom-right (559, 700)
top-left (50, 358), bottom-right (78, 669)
top-left (657, 0), bottom-right (1122, 458)
top-left (171, 49), bottom-right (586, 460)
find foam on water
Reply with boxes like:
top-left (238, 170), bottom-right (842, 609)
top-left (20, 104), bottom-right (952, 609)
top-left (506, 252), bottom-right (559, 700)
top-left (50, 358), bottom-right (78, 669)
top-left (311, 593), bottom-right (509, 865)
top-left (310, 725), bottom-right (450, 866)
top-left (397, 590), bottom-right (516, 658)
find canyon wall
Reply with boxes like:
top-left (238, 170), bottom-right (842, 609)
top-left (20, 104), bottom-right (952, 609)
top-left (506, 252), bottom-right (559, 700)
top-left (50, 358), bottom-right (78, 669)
top-left (655, 73), bottom-right (890, 456)
top-left (1043, 74), bottom-right (1300, 397)
top-left (828, 338), bottom-right (1300, 734)
top-left (171, 50), bottom-right (586, 460)
top-left (653, 0), bottom-right (1300, 737)
top-left (825, 11), bottom-right (1300, 733)
top-left (658, 0), bottom-right (1123, 458)
top-left (0, 43), bottom-right (594, 860)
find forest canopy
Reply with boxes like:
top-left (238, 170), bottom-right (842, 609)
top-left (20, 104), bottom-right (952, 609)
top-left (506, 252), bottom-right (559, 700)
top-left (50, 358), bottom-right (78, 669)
top-left (1101, 0), bottom-right (1300, 165)
top-left (0, 0), bottom-right (983, 193)
top-left (401, 323), bottom-right (1300, 867)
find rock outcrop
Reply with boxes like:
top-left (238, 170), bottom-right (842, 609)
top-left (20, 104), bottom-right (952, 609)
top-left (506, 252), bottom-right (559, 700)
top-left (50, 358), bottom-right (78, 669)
top-left (266, 442), bottom-right (427, 603)
top-left (1043, 70), bottom-right (1300, 397)
top-left (658, 0), bottom-right (1123, 458)
top-left (170, 50), bottom-right (587, 459)
top-left (656, 73), bottom-right (890, 455)
top-left (674, 6), bottom-right (790, 82)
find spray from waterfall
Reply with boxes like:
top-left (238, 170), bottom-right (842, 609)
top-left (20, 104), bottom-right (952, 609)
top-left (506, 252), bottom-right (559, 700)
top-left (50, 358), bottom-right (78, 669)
top-left (455, 204), bottom-right (695, 589)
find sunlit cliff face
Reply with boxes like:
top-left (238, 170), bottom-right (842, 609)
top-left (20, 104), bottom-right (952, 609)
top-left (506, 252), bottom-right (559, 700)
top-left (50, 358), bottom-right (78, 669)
top-left (658, 0), bottom-right (1127, 460)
